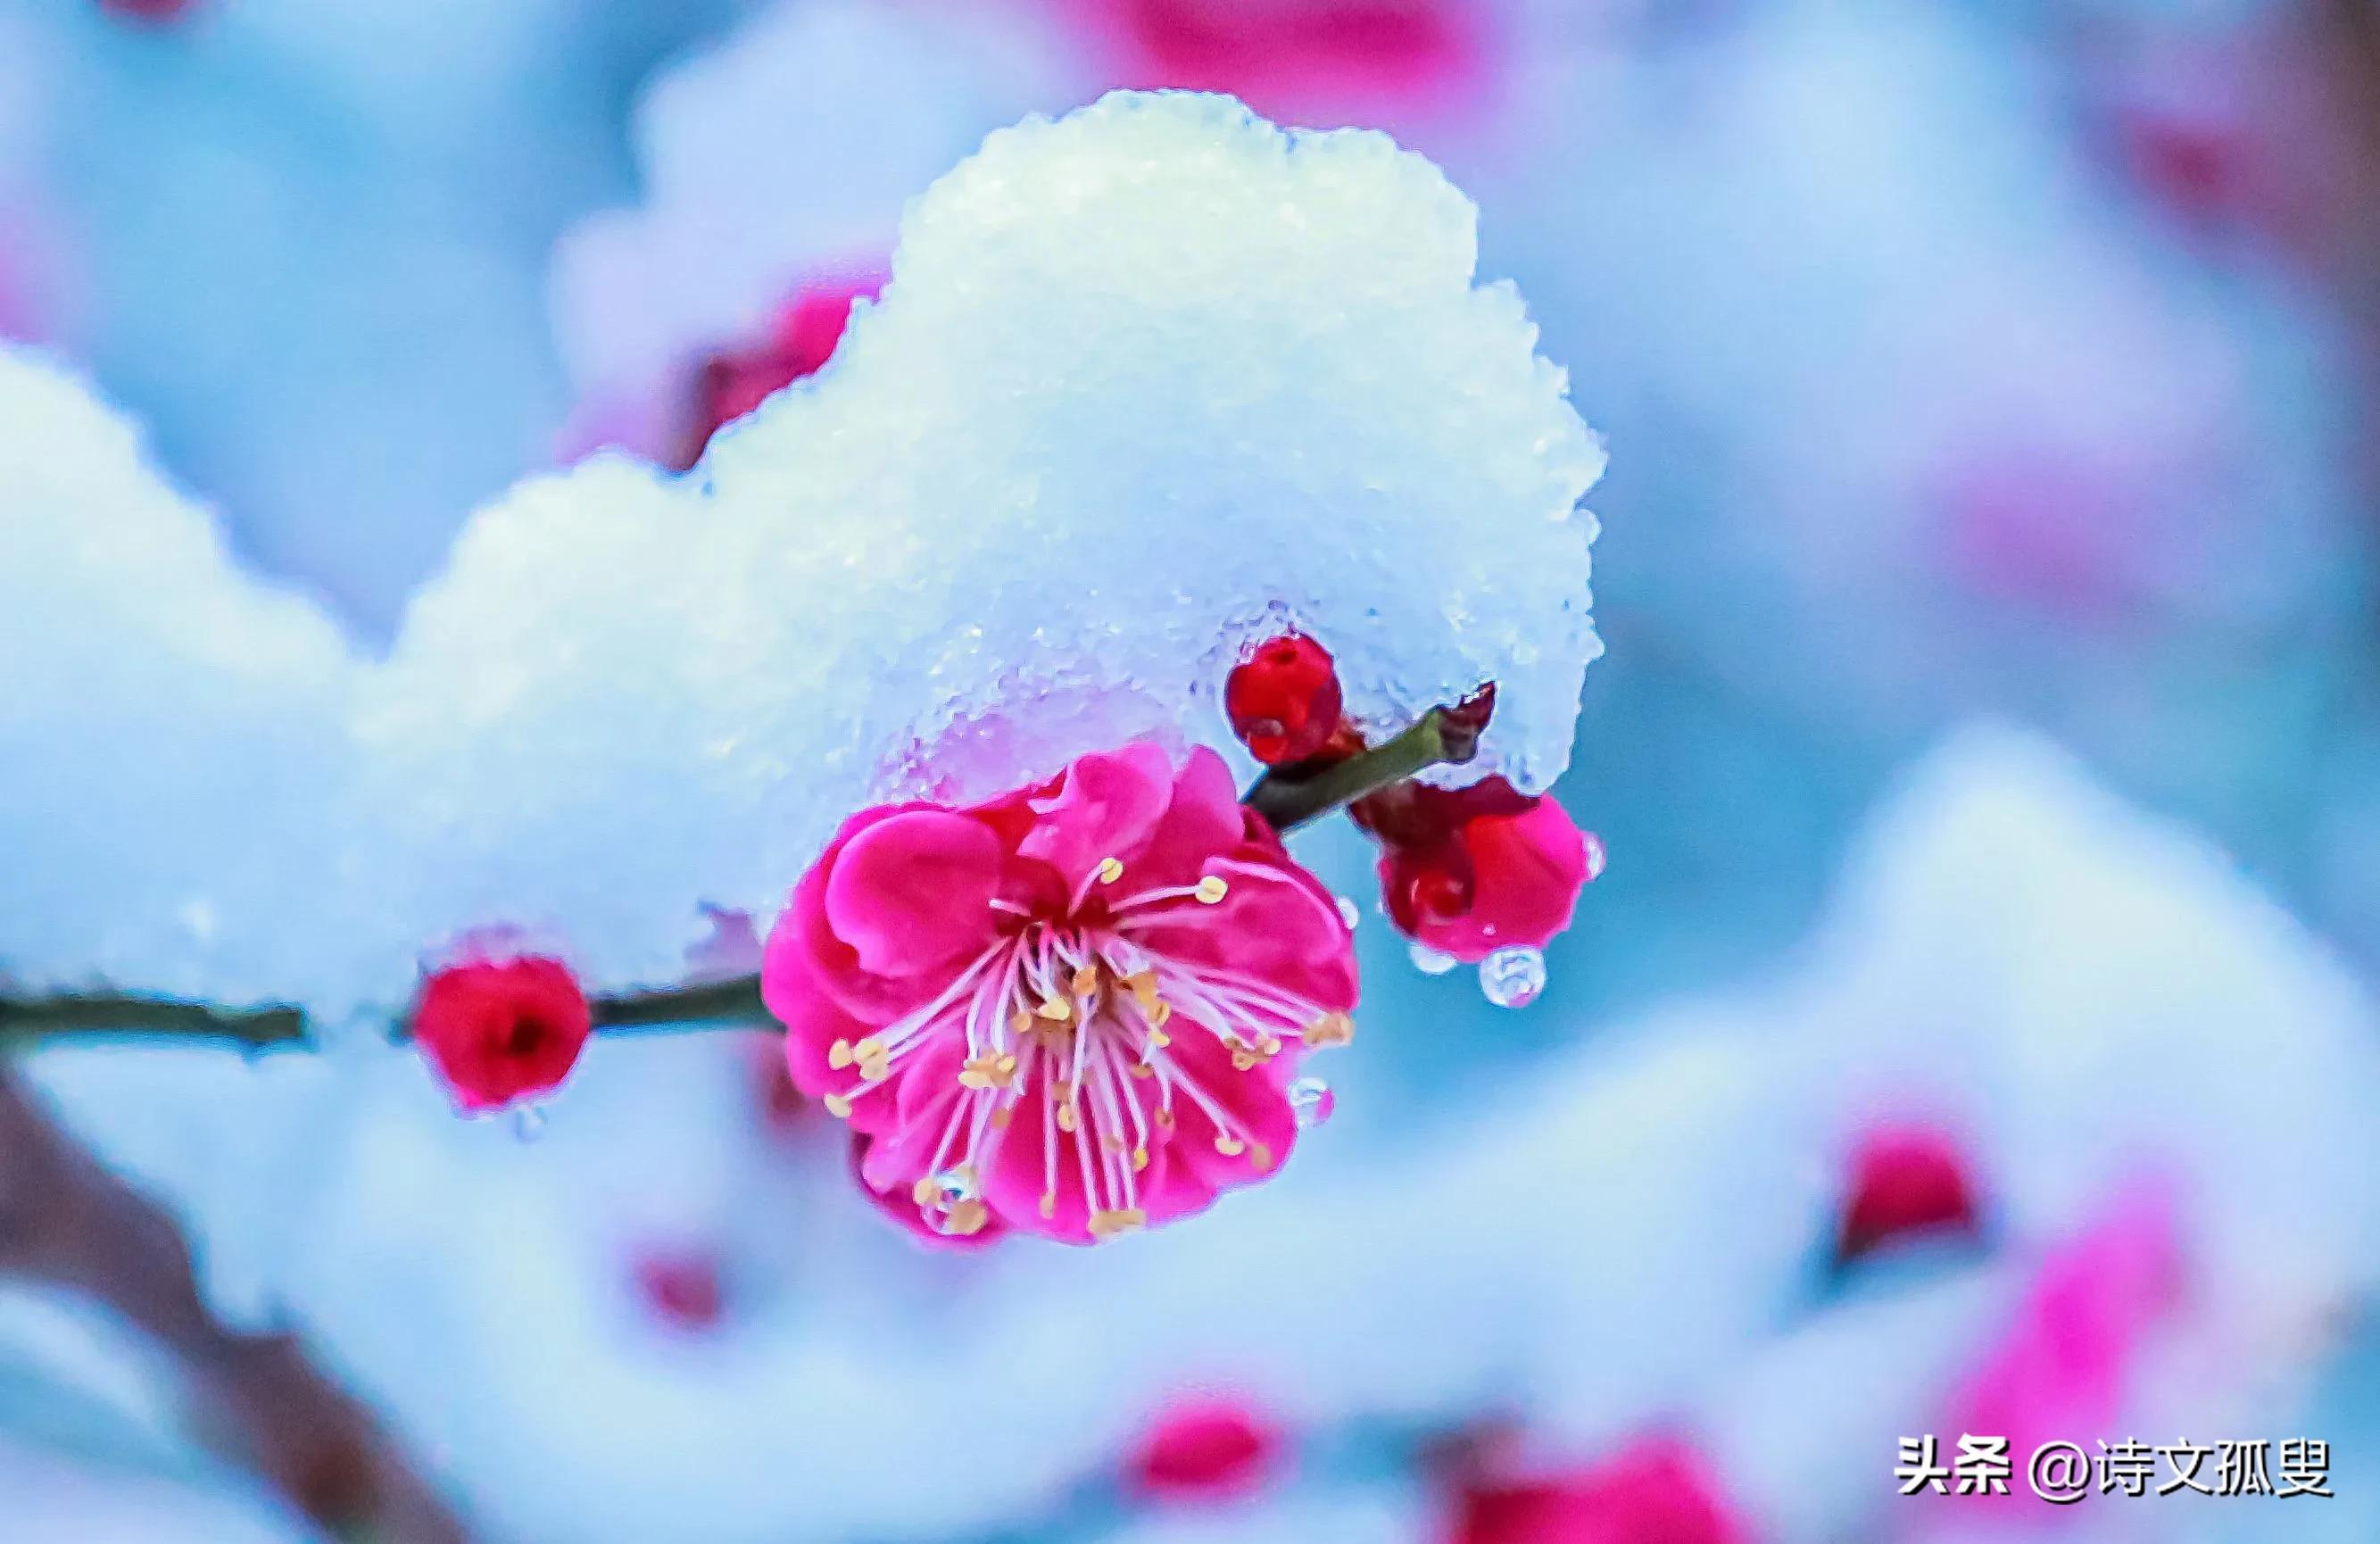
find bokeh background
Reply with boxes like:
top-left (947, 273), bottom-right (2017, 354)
top-left (5, 0), bottom-right (2380, 1540)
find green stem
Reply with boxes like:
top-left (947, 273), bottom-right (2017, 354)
top-left (1242, 704), bottom-right (1470, 834)
top-left (589, 975), bottom-right (773, 1033)
top-left (0, 993), bottom-right (307, 1051)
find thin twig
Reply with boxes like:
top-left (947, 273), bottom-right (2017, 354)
top-left (3, 975), bottom-right (780, 1052)
top-left (0, 1066), bottom-right (473, 1542)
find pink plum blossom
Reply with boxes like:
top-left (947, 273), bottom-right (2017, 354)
top-left (762, 743), bottom-right (1358, 1245)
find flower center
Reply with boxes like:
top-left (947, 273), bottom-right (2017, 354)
top-left (820, 870), bottom-right (1352, 1241)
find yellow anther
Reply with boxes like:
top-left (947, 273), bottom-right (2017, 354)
top-left (1010, 1009), bottom-right (1032, 1035)
top-left (850, 1036), bottom-right (885, 1062)
top-left (1035, 996), bottom-right (1074, 1023)
top-left (1124, 970), bottom-right (1161, 1009)
top-left (1089, 1208), bottom-right (1148, 1240)
top-left (1256, 1034), bottom-right (1281, 1058)
top-left (1302, 1012), bottom-right (1356, 1049)
top-left (1249, 1142), bottom-right (1274, 1174)
top-left (1070, 964), bottom-right (1099, 997)
top-left (1231, 1050), bottom-right (1257, 1072)
top-left (1194, 876), bottom-right (1229, 904)
top-left (1096, 856), bottom-right (1125, 884)
top-left (1155, 1108), bottom-right (1176, 1132)
top-left (1149, 1000), bottom-right (1173, 1029)
top-left (1214, 1133), bottom-right (1245, 1157)
top-left (912, 1175), bottom-right (940, 1207)
top-left (1128, 1061), bottom-right (1155, 1080)
top-left (944, 1200), bottom-right (990, 1236)
top-left (1148, 1024), bottom-right (1172, 1048)
top-left (1132, 1144), bottom-right (1149, 1172)
top-left (1057, 1103), bottom-right (1078, 1133)
top-left (828, 1039), bottom-right (854, 1070)
top-left (958, 1051), bottom-right (1018, 1092)
top-left (1040, 1191), bottom-right (1057, 1220)
top-left (823, 1092), bottom-right (854, 1119)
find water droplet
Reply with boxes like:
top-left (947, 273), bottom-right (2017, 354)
top-left (1287, 1075), bottom-right (1335, 1129)
top-left (1335, 895), bottom-right (1361, 931)
top-left (932, 1167), bottom-right (978, 1204)
top-left (1583, 833), bottom-right (1608, 882)
top-left (1479, 946), bottom-right (1546, 1009)
top-left (1407, 942), bottom-right (1459, 976)
top-left (511, 1103), bottom-right (550, 1142)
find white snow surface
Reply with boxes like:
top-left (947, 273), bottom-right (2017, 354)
top-left (4, 89), bottom-right (1603, 1012)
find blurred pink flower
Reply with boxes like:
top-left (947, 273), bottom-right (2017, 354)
top-left (1446, 1434), bottom-right (1746, 1544)
top-left (676, 269), bottom-right (883, 469)
top-left (98, 0), bottom-right (197, 21)
top-left (1125, 1394), bottom-right (1285, 1501)
top-left (763, 743), bottom-right (1358, 1246)
top-left (1834, 1120), bottom-right (1984, 1269)
top-left (1933, 1183), bottom-right (2185, 1520)
top-left (632, 1247), bottom-right (727, 1334)
top-left (1073, 0), bottom-right (1488, 125)
top-left (1356, 776), bottom-right (1601, 964)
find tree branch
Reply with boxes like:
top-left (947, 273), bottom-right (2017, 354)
top-left (0, 1066), bottom-right (472, 1543)
top-left (2, 975), bottom-right (780, 1053)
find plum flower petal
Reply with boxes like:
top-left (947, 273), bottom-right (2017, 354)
top-left (824, 809), bottom-right (1004, 976)
top-left (763, 743), bottom-right (1358, 1245)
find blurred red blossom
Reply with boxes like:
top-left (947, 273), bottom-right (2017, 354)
top-left (1834, 1120), bottom-right (1984, 1269)
top-left (1125, 1394), bottom-right (1285, 1500)
top-left (1447, 1434), bottom-right (1746, 1544)
top-left (679, 270), bottom-right (883, 469)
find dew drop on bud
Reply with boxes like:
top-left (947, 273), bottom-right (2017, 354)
top-left (1479, 946), bottom-right (1546, 1009)
top-left (511, 1103), bottom-right (551, 1142)
top-left (1583, 832), bottom-right (1608, 883)
top-left (1335, 895), bottom-right (1361, 931)
top-left (1407, 942), bottom-right (1459, 976)
top-left (1288, 1075), bottom-right (1335, 1129)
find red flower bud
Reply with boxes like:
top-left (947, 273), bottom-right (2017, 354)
top-left (412, 955), bottom-right (592, 1114)
top-left (1225, 632), bottom-right (1344, 765)
top-left (1356, 776), bottom-right (1599, 964)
